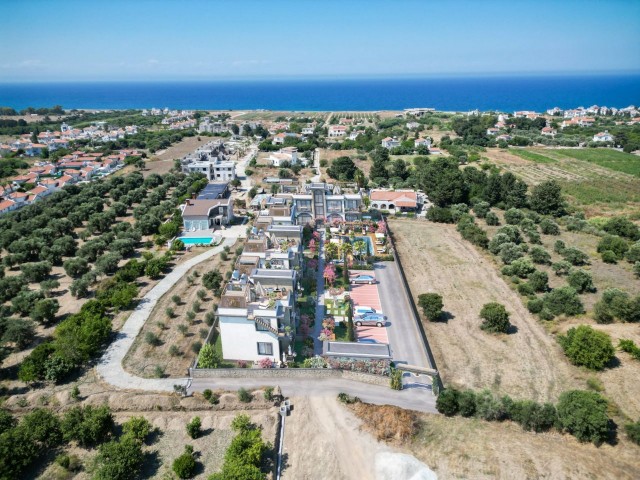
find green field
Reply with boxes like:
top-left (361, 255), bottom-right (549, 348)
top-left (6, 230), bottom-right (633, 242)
top-left (541, 149), bottom-right (640, 177)
top-left (510, 149), bottom-right (556, 164)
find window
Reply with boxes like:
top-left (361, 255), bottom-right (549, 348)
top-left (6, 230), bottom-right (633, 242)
top-left (257, 342), bottom-right (273, 355)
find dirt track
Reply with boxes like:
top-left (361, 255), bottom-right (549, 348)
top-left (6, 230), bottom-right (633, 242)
top-left (390, 218), bottom-right (584, 402)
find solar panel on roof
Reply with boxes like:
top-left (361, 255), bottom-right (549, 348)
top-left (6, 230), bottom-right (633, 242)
top-left (197, 182), bottom-right (229, 200)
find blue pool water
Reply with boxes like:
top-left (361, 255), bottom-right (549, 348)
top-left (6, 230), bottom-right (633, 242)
top-left (179, 237), bottom-right (213, 245)
top-left (342, 236), bottom-right (373, 255)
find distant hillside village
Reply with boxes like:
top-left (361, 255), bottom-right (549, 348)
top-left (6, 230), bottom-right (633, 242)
top-left (1, 101), bottom-right (639, 217)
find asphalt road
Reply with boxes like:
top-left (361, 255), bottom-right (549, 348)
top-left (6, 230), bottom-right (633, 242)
top-left (375, 261), bottom-right (431, 368)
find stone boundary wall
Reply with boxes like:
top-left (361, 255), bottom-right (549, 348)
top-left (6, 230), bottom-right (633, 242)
top-left (190, 366), bottom-right (389, 387)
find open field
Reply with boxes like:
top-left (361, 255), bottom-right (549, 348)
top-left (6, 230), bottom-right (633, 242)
top-left (389, 218), bottom-right (585, 402)
top-left (124, 245), bottom-right (235, 377)
top-left (550, 148), bottom-right (640, 177)
top-left (484, 148), bottom-right (640, 215)
top-left (349, 402), bottom-right (640, 480)
top-left (233, 110), bottom-right (330, 122)
top-left (144, 135), bottom-right (218, 176)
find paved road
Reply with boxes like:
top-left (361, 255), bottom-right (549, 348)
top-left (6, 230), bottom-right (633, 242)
top-left (191, 376), bottom-right (437, 413)
top-left (375, 261), bottom-right (431, 368)
top-left (96, 230), bottom-right (242, 391)
top-left (313, 230), bottom-right (326, 354)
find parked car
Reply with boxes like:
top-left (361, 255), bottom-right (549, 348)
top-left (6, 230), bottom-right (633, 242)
top-left (351, 274), bottom-right (376, 285)
top-left (354, 313), bottom-right (386, 327)
top-left (354, 306), bottom-right (377, 316)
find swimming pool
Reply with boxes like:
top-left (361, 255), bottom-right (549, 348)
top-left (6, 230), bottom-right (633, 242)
top-left (341, 236), bottom-right (373, 255)
top-left (178, 237), bottom-right (214, 245)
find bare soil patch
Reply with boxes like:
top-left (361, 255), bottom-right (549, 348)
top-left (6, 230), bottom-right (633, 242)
top-left (389, 218), bottom-right (584, 402)
top-left (144, 136), bottom-right (216, 176)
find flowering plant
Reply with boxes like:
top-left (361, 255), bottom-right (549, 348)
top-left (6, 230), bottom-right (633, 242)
top-left (258, 357), bottom-right (273, 369)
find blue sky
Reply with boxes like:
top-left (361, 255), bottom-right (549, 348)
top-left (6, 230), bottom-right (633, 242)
top-left (0, 0), bottom-right (639, 82)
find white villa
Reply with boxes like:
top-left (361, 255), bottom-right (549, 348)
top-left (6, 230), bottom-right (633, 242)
top-left (180, 141), bottom-right (236, 181)
top-left (593, 130), bottom-right (614, 142)
top-left (381, 137), bottom-right (400, 149)
top-left (327, 125), bottom-right (348, 137)
top-left (268, 147), bottom-right (299, 167)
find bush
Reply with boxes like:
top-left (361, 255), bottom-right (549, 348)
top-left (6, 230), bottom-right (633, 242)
top-left (435, 388), bottom-right (459, 416)
top-left (504, 208), bottom-right (524, 225)
top-left (551, 260), bottom-right (572, 276)
top-left (263, 386), bottom-right (274, 401)
top-left (557, 390), bottom-right (610, 444)
top-left (509, 400), bottom-right (557, 432)
top-left (517, 283), bottom-right (535, 296)
top-left (562, 247), bottom-right (589, 266)
top-left (458, 390), bottom-right (476, 417)
top-left (485, 212), bottom-right (500, 226)
top-left (603, 216), bottom-right (640, 240)
top-left (597, 235), bottom-right (629, 260)
top-left (593, 288), bottom-right (640, 323)
top-left (479, 302), bottom-right (511, 334)
top-left (202, 269), bottom-right (223, 291)
top-left (567, 269), bottom-right (596, 293)
top-left (559, 325), bottom-right (615, 370)
top-left (527, 297), bottom-right (544, 314)
top-left (390, 368), bottom-right (403, 390)
top-left (197, 342), bottom-right (221, 368)
top-left (92, 435), bottom-right (144, 480)
top-left (507, 258), bottom-right (535, 278)
top-left (473, 201), bottom-right (490, 218)
top-left (540, 218), bottom-right (560, 235)
top-left (473, 389), bottom-right (509, 421)
top-left (61, 405), bottom-right (114, 447)
top-left (543, 286), bottom-right (583, 317)
top-left (625, 419), bottom-right (640, 445)
top-left (145, 331), bottom-right (161, 347)
top-left (186, 416), bottom-right (201, 439)
top-left (169, 345), bottom-right (181, 356)
top-left (122, 416), bottom-right (152, 443)
top-left (426, 206), bottom-right (454, 223)
top-left (499, 242), bottom-right (524, 264)
top-left (173, 445), bottom-right (197, 479)
top-left (529, 246), bottom-right (551, 264)
top-left (237, 388), bottom-right (252, 403)
top-left (527, 270), bottom-right (549, 292)
top-left (626, 242), bottom-right (640, 263)
top-left (554, 240), bottom-right (566, 254)
top-left (418, 293), bottom-right (443, 321)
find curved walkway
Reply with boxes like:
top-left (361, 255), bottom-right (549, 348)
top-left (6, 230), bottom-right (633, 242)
top-left (96, 232), bottom-right (240, 391)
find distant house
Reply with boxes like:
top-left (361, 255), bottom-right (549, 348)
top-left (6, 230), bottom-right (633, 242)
top-left (0, 199), bottom-right (17, 215)
top-left (381, 137), bottom-right (400, 149)
top-left (272, 132), bottom-right (298, 145)
top-left (496, 134), bottom-right (512, 142)
top-left (181, 197), bottom-right (234, 231)
top-left (268, 147), bottom-right (299, 167)
top-left (541, 126), bottom-right (556, 136)
top-left (414, 137), bottom-right (431, 148)
top-left (486, 128), bottom-right (499, 136)
top-left (349, 130), bottom-right (364, 140)
top-left (593, 130), bottom-right (614, 142)
top-left (406, 122), bottom-right (420, 130)
top-left (369, 189), bottom-right (418, 211)
top-left (327, 125), bottom-right (347, 137)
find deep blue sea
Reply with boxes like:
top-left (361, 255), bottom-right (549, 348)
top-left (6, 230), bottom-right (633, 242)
top-left (0, 75), bottom-right (638, 112)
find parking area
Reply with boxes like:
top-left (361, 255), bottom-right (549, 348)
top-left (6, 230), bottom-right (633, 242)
top-left (348, 270), bottom-right (389, 344)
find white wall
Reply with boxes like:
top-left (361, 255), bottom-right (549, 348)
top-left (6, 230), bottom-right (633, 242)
top-left (218, 314), bottom-right (280, 362)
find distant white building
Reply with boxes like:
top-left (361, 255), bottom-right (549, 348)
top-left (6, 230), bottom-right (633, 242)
top-left (593, 130), bottom-right (614, 142)
top-left (414, 137), bottom-right (431, 148)
top-left (381, 137), bottom-right (400, 149)
top-left (180, 141), bottom-right (236, 181)
top-left (327, 125), bottom-right (347, 137)
top-left (268, 147), bottom-right (299, 167)
top-left (406, 122), bottom-right (420, 130)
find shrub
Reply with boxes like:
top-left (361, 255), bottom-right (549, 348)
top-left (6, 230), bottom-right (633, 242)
top-left (237, 388), bottom-right (252, 403)
top-left (625, 419), bottom-right (640, 445)
top-left (496, 225), bottom-right (522, 244)
top-left (92, 435), bottom-right (144, 480)
top-left (485, 212), bottom-right (500, 226)
top-left (554, 240), bottom-right (566, 254)
top-left (202, 269), bottom-right (223, 291)
top-left (70, 385), bottom-right (81, 401)
top-left (458, 390), bottom-right (476, 417)
top-left (529, 246), bottom-right (551, 264)
top-left (603, 216), bottom-right (640, 240)
top-left (473, 201), bottom-right (490, 218)
top-left (204, 311), bottom-right (215, 326)
top-left (626, 242), bottom-right (640, 263)
top-left (527, 297), bottom-right (544, 314)
top-left (601, 250), bottom-right (618, 264)
top-left (171, 295), bottom-right (181, 305)
top-left (539, 218), bottom-right (560, 235)
top-left (527, 270), bottom-right (548, 292)
top-left (418, 293), bottom-right (443, 321)
top-left (499, 242), bottom-right (524, 264)
top-left (508, 258), bottom-right (536, 278)
top-left (551, 260), bottom-right (572, 276)
top-left (474, 389), bottom-right (509, 421)
top-left (186, 416), bottom-right (201, 439)
top-left (169, 345), bottom-right (181, 357)
top-left (597, 235), bottom-right (629, 260)
top-left (145, 332), bottom-right (161, 347)
top-left (488, 233), bottom-right (511, 254)
top-left (556, 390), bottom-right (610, 444)
top-left (593, 288), bottom-right (640, 323)
top-left (61, 405), bottom-right (114, 447)
top-left (263, 386), bottom-right (274, 401)
top-left (504, 208), bottom-right (524, 225)
top-left (197, 343), bottom-right (221, 368)
top-left (165, 307), bottom-right (174, 318)
top-left (517, 283), bottom-right (535, 296)
top-left (618, 339), bottom-right (640, 360)
top-left (562, 247), bottom-right (589, 266)
top-left (543, 286), bottom-right (584, 317)
top-left (509, 400), bottom-right (557, 432)
top-left (426, 206), bottom-right (454, 223)
top-left (173, 445), bottom-right (197, 479)
top-left (435, 388), bottom-right (459, 416)
top-left (122, 416), bottom-right (152, 443)
top-left (191, 341), bottom-right (202, 354)
top-left (390, 368), bottom-right (403, 390)
top-left (479, 302), bottom-right (511, 334)
top-left (567, 269), bottom-right (596, 293)
top-left (559, 325), bottom-right (615, 370)
top-left (530, 180), bottom-right (565, 216)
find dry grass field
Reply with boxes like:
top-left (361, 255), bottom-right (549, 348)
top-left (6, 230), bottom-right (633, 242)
top-left (389, 218), bottom-right (585, 402)
top-left (349, 402), bottom-right (640, 480)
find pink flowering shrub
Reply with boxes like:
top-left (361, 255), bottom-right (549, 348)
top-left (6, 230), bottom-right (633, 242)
top-left (258, 357), bottom-right (273, 369)
top-left (323, 264), bottom-right (336, 285)
top-left (308, 239), bottom-right (316, 252)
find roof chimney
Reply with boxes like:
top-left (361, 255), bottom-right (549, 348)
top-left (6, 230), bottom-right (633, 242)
top-left (191, 193), bottom-right (197, 200)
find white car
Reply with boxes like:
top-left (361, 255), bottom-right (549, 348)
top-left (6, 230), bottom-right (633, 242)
top-left (354, 306), bottom-right (377, 316)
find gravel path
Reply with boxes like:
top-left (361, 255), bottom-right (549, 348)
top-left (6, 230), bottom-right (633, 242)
top-left (96, 231), bottom-right (242, 391)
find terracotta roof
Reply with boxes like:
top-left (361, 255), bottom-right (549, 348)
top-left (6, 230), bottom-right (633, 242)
top-left (0, 199), bottom-right (16, 210)
top-left (370, 190), bottom-right (417, 207)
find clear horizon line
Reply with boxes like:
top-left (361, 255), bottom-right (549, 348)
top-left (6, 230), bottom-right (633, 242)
top-left (1, 70), bottom-right (640, 84)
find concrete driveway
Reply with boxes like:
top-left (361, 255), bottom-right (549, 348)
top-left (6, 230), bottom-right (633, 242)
top-left (374, 261), bottom-right (431, 368)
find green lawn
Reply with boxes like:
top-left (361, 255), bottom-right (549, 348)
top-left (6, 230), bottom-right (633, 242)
top-left (554, 149), bottom-right (640, 177)
top-left (510, 149), bottom-right (556, 164)
top-left (324, 298), bottom-right (349, 317)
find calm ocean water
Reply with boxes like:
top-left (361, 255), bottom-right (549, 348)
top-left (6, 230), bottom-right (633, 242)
top-left (0, 76), bottom-right (638, 112)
